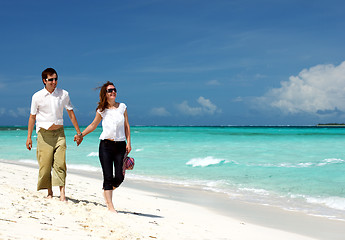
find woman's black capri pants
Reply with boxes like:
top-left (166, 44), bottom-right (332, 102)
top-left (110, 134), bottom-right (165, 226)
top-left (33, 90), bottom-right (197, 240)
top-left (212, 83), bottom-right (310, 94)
top-left (99, 140), bottom-right (126, 190)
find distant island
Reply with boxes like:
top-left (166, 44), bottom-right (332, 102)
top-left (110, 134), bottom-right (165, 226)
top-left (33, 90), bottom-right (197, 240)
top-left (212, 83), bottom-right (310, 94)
top-left (317, 123), bottom-right (345, 127)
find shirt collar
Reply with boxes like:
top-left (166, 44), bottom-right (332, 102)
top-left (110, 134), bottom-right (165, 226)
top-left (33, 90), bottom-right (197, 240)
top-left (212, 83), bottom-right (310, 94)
top-left (43, 87), bottom-right (57, 96)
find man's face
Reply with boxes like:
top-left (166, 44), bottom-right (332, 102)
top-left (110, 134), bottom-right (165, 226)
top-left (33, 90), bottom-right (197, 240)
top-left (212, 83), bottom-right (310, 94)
top-left (44, 73), bottom-right (58, 93)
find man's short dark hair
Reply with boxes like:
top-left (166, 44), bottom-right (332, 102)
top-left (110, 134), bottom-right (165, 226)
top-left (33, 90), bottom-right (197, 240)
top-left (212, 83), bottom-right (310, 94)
top-left (42, 68), bottom-right (58, 80)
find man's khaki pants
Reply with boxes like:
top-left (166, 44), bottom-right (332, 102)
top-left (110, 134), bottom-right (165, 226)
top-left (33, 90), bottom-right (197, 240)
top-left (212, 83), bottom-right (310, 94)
top-left (36, 127), bottom-right (67, 190)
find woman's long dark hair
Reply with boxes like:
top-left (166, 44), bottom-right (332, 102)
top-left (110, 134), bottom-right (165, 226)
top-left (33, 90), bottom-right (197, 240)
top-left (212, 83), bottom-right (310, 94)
top-left (97, 81), bottom-right (116, 112)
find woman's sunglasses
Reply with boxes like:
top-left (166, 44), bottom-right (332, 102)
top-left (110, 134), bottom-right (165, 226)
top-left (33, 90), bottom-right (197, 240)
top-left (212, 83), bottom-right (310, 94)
top-left (106, 88), bottom-right (117, 93)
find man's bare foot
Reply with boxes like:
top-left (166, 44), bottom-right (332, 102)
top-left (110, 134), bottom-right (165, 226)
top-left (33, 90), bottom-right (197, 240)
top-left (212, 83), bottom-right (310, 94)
top-left (59, 186), bottom-right (67, 202)
top-left (46, 188), bottom-right (53, 199)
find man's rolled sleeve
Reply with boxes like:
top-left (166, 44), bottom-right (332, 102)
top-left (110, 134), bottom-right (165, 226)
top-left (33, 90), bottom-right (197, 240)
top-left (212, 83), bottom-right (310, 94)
top-left (63, 92), bottom-right (74, 111)
top-left (30, 95), bottom-right (38, 115)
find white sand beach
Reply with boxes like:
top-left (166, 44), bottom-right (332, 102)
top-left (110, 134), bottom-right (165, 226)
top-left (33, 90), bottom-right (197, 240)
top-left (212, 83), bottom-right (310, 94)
top-left (0, 160), bottom-right (344, 240)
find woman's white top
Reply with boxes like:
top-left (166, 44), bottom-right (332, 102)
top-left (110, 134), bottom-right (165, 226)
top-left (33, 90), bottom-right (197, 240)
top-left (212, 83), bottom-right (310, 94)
top-left (97, 103), bottom-right (127, 141)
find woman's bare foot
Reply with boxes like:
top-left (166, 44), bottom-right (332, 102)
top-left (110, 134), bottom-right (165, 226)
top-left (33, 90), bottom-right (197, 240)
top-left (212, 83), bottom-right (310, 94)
top-left (108, 207), bottom-right (118, 213)
top-left (103, 190), bottom-right (117, 213)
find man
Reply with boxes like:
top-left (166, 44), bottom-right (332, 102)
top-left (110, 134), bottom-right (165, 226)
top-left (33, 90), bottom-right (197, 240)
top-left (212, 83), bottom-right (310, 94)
top-left (26, 68), bottom-right (83, 201)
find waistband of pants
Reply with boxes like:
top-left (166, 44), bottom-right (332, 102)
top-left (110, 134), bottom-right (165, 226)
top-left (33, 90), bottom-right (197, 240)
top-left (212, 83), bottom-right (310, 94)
top-left (102, 139), bottom-right (126, 143)
top-left (39, 127), bottom-right (64, 133)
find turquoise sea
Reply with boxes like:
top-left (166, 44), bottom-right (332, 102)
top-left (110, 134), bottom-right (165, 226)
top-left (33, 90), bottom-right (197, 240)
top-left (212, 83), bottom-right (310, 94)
top-left (1, 126), bottom-right (345, 220)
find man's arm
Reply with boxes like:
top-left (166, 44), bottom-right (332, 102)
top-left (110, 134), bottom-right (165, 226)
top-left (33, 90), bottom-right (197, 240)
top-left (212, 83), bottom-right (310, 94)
top-left (26, 114), bottom-right (36, 150)
top-left (67, 109), bottom-right (82, 134)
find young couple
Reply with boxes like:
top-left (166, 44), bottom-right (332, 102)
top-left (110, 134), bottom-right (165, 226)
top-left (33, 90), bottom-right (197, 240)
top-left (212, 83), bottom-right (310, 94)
top-left (26, 68), bottom-right (131, 213)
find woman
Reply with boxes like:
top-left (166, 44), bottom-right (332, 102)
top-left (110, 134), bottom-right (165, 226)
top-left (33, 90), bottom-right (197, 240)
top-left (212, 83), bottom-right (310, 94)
top-left (76, 81), bottom-right (131, 212)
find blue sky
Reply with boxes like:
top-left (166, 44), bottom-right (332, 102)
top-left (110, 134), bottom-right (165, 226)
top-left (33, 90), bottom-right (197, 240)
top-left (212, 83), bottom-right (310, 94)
top-left (1, 0), bottom-right (345, 126)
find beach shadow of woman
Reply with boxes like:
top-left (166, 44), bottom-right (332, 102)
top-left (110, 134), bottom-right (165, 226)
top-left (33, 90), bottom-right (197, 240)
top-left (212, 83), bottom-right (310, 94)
top-left (67, 197), bottom-right (163, 218)
top-left (118, 210), bottom-right (163, 218)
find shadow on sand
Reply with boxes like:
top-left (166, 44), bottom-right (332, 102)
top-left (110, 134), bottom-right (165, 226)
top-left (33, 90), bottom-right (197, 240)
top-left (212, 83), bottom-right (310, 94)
top-left (66, 197), bottom-right (163, 219)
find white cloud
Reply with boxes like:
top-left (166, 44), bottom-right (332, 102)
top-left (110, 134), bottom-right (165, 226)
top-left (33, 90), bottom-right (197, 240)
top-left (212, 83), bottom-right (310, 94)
top-left (4, 107), bottom-right (29, 118)
top-left (177, 97), bottom-right (221, 116)
top-left (259, 61), bottom-right (345, 114)
top-left (233, 97), bottom-right (243, 102)
top-left (0, 75), bottom-right (7, 89)
top-left (177, 101), bottom-right (203, 116)
top-left (150, 107), bottom-right (171, 116)
top-left (197, 96), bottom-right (219, 114)
top-left (254, 73), bottom-right (266, 79)
top-left (17, 107), bottom-right (28, 117)
top-left (206, 80), bottom-right (221, 86)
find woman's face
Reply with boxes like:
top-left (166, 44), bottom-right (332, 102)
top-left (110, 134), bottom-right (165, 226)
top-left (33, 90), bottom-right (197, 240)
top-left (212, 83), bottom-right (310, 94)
top-left (106, 85), bottom-right (117, 102)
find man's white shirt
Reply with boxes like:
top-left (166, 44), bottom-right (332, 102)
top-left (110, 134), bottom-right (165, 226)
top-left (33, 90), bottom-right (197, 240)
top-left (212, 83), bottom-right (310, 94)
top-left (30, 87), bottom-right (73, 133)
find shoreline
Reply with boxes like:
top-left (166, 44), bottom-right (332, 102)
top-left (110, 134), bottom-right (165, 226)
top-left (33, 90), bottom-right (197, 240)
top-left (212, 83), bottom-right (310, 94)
top-left (2, 125), bottom-right (345, 129)
top-left (1, 160), bottom-right (345, 239)
top-left (72, 168), bottom-right (345, 240)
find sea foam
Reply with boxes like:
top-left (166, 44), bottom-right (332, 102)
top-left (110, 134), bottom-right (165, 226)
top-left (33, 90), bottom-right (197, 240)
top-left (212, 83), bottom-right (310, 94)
top-left (306, 196), bottom-right (345, 211)
top-left (253, 158), bottom-right (345, 168)
top-left (317, 158), bottom-right (345, 166)
top-left (186, 156), bottom-right (230, 167)
top-left (68, 164), bottom-right (101, 172)
top-left (87, 152), bottom-right (99, 157)
top-left (19, 159), bottom-right (38, 165)
top-left (18, 159), bottom-right (101, 172)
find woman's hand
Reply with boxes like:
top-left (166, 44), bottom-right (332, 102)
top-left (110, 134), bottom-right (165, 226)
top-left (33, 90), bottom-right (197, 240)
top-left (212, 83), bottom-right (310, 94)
top-left (126, 143), bottom-right (132, 153)
top-left (74, 134), bottom-right (83, 146)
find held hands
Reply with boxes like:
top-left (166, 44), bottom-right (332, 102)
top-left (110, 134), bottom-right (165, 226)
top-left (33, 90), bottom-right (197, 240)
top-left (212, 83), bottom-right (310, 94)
top-left (74, 134), bottom-right (83, 146)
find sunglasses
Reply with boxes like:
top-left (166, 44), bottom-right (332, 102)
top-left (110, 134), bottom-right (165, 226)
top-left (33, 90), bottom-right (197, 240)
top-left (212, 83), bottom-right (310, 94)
top-left (46, 78), bottom-right (58, 82)
top-left (106, 88), bottom-right (117, 93)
